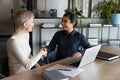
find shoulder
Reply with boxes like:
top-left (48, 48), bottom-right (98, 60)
top-left (7, 37), bottom-right (22, 47)
top-left (74, 30), bottom-right (84, 37)
top-left (54, 30), bottom-right (65, 35)
top-left (56, 30), bottom-right (64, 33)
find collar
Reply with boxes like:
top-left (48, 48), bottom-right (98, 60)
top-left (64, 29), bottom-right (76, 37)
top-left (13, 29), bottom-right (29, 38)
top-left (70, 30), bottom-right (76, 36)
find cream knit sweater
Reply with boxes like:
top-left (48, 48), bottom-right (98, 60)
top-left (7, 30), bottom-right (42, 75)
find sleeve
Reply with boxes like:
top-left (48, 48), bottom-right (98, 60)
top-left (46, 32), bottom-right (58, 53)
top-left (9, 39), bottom-right (42, 69)
top-left (80, 34), bottom-right (92, 49)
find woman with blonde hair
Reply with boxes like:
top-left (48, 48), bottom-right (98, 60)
top-left (7, 10), bottom-right (47, 75)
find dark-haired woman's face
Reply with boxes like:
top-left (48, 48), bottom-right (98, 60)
top-left (61, 16), bottom-right (74, 31)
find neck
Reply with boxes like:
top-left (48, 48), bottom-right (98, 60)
top-left (66, 28), bottom-right (74, 34)
top-left (16, 26), bottom-right (28, 33)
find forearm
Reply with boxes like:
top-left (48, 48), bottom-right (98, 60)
top-left (9, 40), bottom-right (42, 69)
top-left (72, 52), bottom-right (82, 58)
top-left (24, 53), bottom-right (42, 69)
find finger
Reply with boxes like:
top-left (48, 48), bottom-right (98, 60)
top-left (43, 54), bottom-right (47, 57)
top-left (43, 48), bottom-right (47, 52)
top-left (72, 55), bottom-right (76, 59)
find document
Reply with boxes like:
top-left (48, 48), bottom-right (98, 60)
top-left (46, 64), bottom-right (84, 78)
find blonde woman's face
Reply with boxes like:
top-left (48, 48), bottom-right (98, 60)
top-left (24, 17), bottom-right (34, 32)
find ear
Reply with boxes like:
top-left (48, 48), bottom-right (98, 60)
top-left (73, 22), bottom-right (76, 25)
top-left (71, 22), bottom-right (75, 27)
top-left (23, 22), bottom-right (28, 28)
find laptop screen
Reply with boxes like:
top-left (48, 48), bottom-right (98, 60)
top-left (69, 45), bottom-right (101, 68)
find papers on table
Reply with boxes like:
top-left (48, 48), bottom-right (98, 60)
top-left (46, 64), bottom-right (84, 78)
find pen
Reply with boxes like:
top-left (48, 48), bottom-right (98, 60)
top-left (58, 69), bottom-right (71, 71)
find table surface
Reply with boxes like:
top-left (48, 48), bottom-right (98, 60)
top-left (2, 45), bottom-right (120, 80)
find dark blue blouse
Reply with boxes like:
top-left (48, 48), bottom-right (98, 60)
top-left (46, 30), bottom-right (91, 60)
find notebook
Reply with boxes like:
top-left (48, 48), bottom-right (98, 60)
top-left (41, 70), bottom-right (69, 80)
top-left (69, 45), bottom-right (101, 68)
top-left (97, 51), bottom-right (120, 61)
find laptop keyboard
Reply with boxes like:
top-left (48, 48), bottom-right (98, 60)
top-left (68, 58), bottom-right (81, 67)
top-left (70, 60), bottom-right (81, 67)
top-left (62, 58), bottom-right (81, 67)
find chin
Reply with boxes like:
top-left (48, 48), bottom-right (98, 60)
top-left (63, 28), bottom-right (67, 31)
top-left (29, 29), bottom-right (32, 32)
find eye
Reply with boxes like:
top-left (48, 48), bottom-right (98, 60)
top-left (62, 19), bottom-right (68, 23)
top-left (64, 20), bottom-right (68, 23)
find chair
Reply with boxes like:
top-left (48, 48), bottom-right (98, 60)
top-left (0, 57), bottom-right (9, 77)
top-left (0, 73), bottom-right (5, 79)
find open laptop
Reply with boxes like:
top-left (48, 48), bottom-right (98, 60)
top-left (68, 45), bottom-right (101, 68)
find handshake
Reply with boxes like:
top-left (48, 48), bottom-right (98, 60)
top-left (40, 48), bottom-right (47, 57)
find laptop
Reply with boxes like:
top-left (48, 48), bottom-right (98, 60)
top-left (69, 45), bottom-right (101, 68)
top-left (97, 51), bottom-right (120, 61)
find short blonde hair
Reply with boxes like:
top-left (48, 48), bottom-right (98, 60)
top-left (14, 10), bottom-right (34, 27)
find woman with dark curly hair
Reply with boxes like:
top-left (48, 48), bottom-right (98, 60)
top-left (46, 12), bottom-right (91, 62)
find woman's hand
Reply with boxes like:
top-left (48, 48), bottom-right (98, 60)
top-left (39, 48), bottom-right (47, 57)
top-left (72, 52), bottom-right (82, 58)
top-left (35, 63), bottom-right (40, 68)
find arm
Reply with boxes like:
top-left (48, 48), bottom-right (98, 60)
top-left (34, 63), bottom-right (40, 68)
top-left (72, 52), bottom-right (82, 58)
top-left (9, 39), bottom-right (47, 69)
top-left (80, 34), bottom-right (92, 49)
top-left (46, 32), bottom-right (58, 53)
top-left (72, 34), bottom-right (91, 58)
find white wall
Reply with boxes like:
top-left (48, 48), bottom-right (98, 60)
top-left (37, 0), bottom-right (46, 11)
top-left (0, 0), bottom-right (12, 21)
top-left (0, 0), bottom-right (14, 35)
